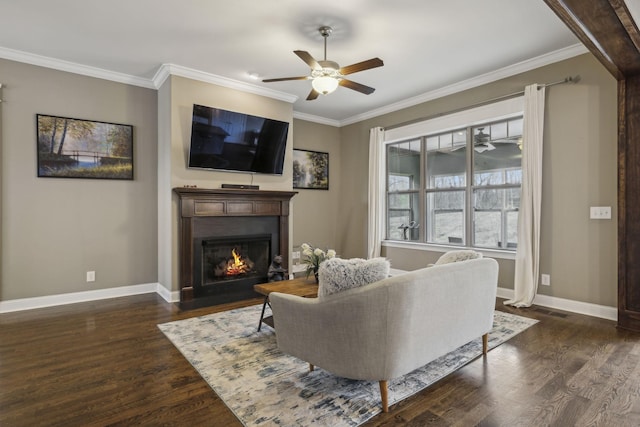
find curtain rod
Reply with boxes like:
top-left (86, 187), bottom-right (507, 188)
top-left (384, 75), bottom-right (580, 131)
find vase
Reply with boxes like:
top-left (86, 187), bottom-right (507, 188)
top-left (314, 271), bottom-right (319, 284)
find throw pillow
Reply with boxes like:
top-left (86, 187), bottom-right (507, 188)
top-left (318, 257), bottom-right (390, 297)
top-left (434, 250), bottom-right (483, 266)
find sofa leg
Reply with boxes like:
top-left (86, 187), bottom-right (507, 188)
top-left (482, 333), bottom-right (488, 355)
top-left (309, 363), bottom-right (314, 372)
top-left (379, 380), bottom-right (389, 413)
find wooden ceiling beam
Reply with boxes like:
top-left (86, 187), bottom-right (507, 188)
top-left (611, 0), bottom-right (640, 53)
top-left (544, 0), bottom-right (640, 79)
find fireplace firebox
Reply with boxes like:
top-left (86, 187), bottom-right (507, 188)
top-left (194, 234), bottom-right (271, 300)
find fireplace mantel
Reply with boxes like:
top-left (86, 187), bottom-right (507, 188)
top-left (173, 187), bottom-right (297, 305)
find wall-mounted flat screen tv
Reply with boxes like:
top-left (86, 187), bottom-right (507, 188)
top-left (188, 104), bottom-right (289, 175)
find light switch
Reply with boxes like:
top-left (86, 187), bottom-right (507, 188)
top-left (590, 206), bottom-right (611, 220)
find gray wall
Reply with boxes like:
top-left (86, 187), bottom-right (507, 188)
top-left (0, 59), bottom-right (158, 300)
top-left (290, 119), bottom-right (342, 252)
top-left (336, 53), bottom-right (618, 307)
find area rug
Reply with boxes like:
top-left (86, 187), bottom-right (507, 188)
top-left (158, 305), bottom-right (537, 426)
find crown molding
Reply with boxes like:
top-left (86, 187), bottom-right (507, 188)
top-left (1, 43), bottom-right (588, 126)
top-left (339, 43), bottom-right (589, 127)
top-left (153, 63), bottom-right (298, 103)
top-left (0, 47), bottom-right (297, 103)
top-left (0, 46), bottom-right (156, 89)
top-left (292, 111), bottom-right (341, 127)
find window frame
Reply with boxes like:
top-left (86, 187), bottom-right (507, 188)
top-left (381, 97), bottom-right (524, 257)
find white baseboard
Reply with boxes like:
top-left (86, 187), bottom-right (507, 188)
top-left (497, 287), bottom-right (617, 321)
top-left (155, 283), bottom-right (180, 303)
top-left (0, 282), bottom-right (617, 321)
top-left (496, 287), bottom-right (514, 301)
top-left (0, 283), bottom-right (176, 313)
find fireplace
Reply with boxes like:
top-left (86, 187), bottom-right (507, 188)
top-left (193, 234), bottom-right (271, 300)
top-left (174, 187), bottom-right (296, 308)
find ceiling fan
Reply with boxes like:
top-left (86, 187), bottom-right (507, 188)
top-left (262, 26), bottom-right (384, 100)
top-left (448, 128), bottom-right (521, 153)
top-left (473, 128), bottom-right (496, 153)
top-left (474, 128), bottom-right (523, 152)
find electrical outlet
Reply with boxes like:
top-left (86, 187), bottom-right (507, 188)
top-left (541, 274), bottom-right (550, 286)
top-left (86, 271), bottom-right (96, 282)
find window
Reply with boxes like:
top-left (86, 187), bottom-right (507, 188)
top-left (385, 115), bottom-right (523, 251)
top-left (386, 139), bottom-right (420, 241)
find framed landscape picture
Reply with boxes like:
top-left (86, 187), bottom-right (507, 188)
top-left (293, 149), bottom-right (329, 190)
top-left (36, 114), bottom-right (134, 180)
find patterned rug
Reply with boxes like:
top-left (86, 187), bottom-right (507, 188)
top-left (158, 305), bottom-right (538, 426)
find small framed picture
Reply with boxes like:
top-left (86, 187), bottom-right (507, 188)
top-left (36, 114), bottom-right (134, 180)
top-left (293, 149), bottom-right (329, 190)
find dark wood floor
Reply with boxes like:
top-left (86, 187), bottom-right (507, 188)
top-left (1, 294), bottom-right (639, 427)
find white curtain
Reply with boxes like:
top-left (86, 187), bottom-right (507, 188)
top-left (368, 127), bottom-right (385, 259)
top-left (505, 84), bottom-right (546, 307)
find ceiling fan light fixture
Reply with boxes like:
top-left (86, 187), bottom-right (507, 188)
top-left (312, 75), bottom-right (339, 95)
top-left (262, 25), bottom-right (383, 100)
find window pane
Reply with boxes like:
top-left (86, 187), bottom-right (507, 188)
top-left (473, 118), bottom-right (522, 186)
top-left (474, 211), bottom-right (501, 248)
top-left (387, 193), bottom-right (420, 241)
top-left (426, 136), bottom-right (439, 151)
top-left (452, 129), bottom-right (466, 145)
top-left (474, 188), bottom-right (502, 248)
top-left (473, 188), bottom-right (520, 250)
top-left (387, 140), bottom-right (421, 190)
top-left (426, 190), bottom-right (465, 244)
top-left (491, 121), bottom-right (507, 140)
top-left (508, 118), bottom-right (523, 137)
top-left (439, 132), bottom-right (452, 149)
top-left (427, 144), bottom-right (466, 189)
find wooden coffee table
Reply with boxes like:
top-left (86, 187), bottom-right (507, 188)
top-left (254, 277), bottom-right (318, 331)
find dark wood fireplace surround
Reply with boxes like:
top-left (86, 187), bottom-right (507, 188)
top-left (174, 187), bottom-right (296, 307)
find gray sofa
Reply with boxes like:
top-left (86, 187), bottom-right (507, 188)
top-left (269, 257), bottom-right (499, 412)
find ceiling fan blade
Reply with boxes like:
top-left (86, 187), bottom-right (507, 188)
top-left (339, 58), bottom-right (384, 75)
top-left (306, 89), bottom-right (320, 101)
top-left (339, 79), bottom-right (376, 95)
top-left (262, 76), bottom-right (309, 83)
top-left (294, 50), bottom-right (321, 70)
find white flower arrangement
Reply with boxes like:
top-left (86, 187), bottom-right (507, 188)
top-left (301, 243), bottom-right (336, 280)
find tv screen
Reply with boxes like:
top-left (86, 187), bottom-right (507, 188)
top-left (188, 104), bottom-right (289, 175)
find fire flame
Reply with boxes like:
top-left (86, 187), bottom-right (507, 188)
top-left (226, 248), bottom-right (249, 276)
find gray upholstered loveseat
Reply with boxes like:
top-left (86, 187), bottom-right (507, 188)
top-left (269, 257), bottom-right (499, 412)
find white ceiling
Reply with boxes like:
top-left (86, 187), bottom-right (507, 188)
top-left (0, 0), bottom-right (588, 125)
